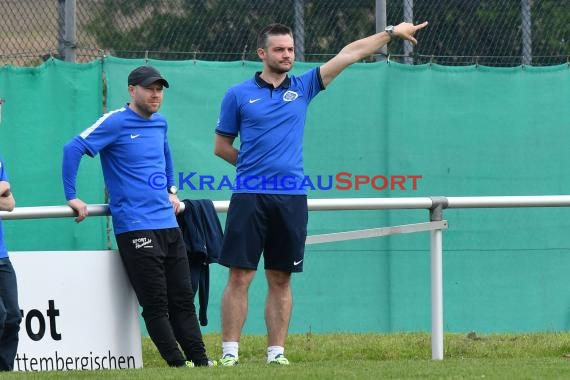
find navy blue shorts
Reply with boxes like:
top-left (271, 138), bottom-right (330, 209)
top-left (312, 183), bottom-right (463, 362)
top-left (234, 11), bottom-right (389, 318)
top-left (219, 193), bottom-right (308, 272)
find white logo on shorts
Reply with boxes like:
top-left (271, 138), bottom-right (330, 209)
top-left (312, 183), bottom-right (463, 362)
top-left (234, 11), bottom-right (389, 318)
top-left (293, 259), bottom-right (303, 266)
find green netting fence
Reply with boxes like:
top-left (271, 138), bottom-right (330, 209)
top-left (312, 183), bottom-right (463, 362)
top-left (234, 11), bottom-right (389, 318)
top-left (1, 58), bottom-right (569, 333)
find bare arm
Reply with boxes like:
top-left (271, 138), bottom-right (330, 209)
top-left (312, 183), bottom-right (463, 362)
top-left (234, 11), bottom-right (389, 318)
top-left (320, 21), bottom-right (428, 87)
top-left (0, 181), bottom-right (15, 211)
top-left (214, 134), bottom-right (238, 166)
top-left (169, 193), bottom-right (182, 215)
top-left (67, 198), bottom-right (89, 223)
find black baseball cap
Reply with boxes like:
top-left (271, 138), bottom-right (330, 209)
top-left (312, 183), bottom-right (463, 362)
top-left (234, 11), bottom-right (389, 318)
top-left (128, 65), bottom-right (169, 88)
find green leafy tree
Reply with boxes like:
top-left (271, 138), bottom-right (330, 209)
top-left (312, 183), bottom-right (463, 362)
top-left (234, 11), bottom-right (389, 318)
top-left (84, 0), bottom-right (569, 65)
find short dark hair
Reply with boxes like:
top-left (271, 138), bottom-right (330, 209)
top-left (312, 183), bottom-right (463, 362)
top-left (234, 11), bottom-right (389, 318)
top-left (257, 23), bottom-right (293, 49)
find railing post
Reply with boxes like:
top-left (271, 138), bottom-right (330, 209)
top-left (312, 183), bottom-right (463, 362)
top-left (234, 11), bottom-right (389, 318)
top-left (429, 196), bottom-right (448, 360)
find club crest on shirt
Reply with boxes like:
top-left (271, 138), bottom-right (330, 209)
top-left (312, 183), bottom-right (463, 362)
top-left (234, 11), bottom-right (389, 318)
top-left (282, 90), bottom-right (299, 102)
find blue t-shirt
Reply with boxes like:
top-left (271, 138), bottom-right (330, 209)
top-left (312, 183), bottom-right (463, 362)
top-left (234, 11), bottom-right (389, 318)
top-left (63, 105), bottom-right (178, 234)
top-left (215, 68), bottom-right (324, 194)
top-left (0, 157), bottom-right (9, 258)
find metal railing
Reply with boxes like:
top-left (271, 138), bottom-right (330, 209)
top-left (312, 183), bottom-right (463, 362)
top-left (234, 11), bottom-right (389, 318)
top-left (3, 194), bottom-right (570, 360)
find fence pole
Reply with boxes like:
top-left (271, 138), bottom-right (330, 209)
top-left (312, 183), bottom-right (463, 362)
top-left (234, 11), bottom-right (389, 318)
top-left (64, 0), bottom-right (77, 62)
top-left (294, 0), bottom-right (305, 62)
top-left (375, 0), bottom-right (387, 60)
top-left (521, 0), bottom-right (532, 65)
top-left (57, 0), bottom-right (65, 58)
top-left (403, 0), bottom-right (414, 64)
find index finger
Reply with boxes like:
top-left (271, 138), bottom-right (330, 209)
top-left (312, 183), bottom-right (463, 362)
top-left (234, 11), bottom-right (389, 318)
top-left (414, 21), bottom-right (429, 31)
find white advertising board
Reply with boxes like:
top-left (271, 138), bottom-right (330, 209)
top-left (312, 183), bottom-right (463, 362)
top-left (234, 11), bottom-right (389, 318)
top-left (9, 251), bottom-right (142, 371)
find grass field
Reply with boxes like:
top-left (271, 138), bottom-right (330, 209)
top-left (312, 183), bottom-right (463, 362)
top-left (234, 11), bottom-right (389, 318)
top-left (3, 332), bottom-right (570, 379)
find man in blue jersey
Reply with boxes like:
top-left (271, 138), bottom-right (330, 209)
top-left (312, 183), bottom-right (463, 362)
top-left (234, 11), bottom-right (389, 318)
top-left (62, 66), bottom-right (214, 368)
top-left (0, 156), bottom-right (21, 372)
top-left (214, 22), bottom-right (428, 365)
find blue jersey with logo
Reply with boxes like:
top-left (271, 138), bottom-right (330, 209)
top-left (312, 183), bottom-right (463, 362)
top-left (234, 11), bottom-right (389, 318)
top-left (63, 105), bottom-right (177, 234)
top-left (215, 68), bottom-right (324, 194)
top-left (0, 157), bottom-right (9, 258)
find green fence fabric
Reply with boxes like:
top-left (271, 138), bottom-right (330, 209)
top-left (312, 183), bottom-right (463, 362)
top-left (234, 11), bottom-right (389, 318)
top-left (0, 59), bottom-right (106, 251)
top-left (1, 58), bottom-right (569, 333)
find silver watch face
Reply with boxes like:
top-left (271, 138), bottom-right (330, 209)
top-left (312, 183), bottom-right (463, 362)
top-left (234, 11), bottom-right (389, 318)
top-left (168, 185), bottom-right (178, 195)
top-left (385, 25), bottom-right (395, 35)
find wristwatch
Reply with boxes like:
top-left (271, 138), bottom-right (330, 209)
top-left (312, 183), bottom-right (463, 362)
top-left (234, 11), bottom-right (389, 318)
top-left (167, 185), bottom-right (178, 195)
top-left (385, 25), bottom-right (395, 38)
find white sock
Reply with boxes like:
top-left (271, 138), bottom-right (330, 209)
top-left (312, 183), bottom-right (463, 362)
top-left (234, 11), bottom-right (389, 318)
top-left (267, 345), bottom-right (284, 362)
top-left (222, 341), bottom-right (239, 358)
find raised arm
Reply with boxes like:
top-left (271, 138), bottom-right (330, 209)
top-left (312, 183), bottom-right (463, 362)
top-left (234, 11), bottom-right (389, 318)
top-left (320, 21), bottom-right (428, 87)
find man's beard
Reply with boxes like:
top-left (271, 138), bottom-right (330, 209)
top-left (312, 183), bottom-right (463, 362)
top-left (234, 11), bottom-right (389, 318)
top-left (268, 61), bottom-right (292, 75)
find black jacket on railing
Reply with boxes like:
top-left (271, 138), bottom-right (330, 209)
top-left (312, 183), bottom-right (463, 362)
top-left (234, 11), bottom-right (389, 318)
top-left (176, 199), bottom-right (223, 326)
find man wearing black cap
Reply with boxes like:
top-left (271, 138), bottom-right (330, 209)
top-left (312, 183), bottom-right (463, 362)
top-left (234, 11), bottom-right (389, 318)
top-left (62, 65), bottom-right (215, 368)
